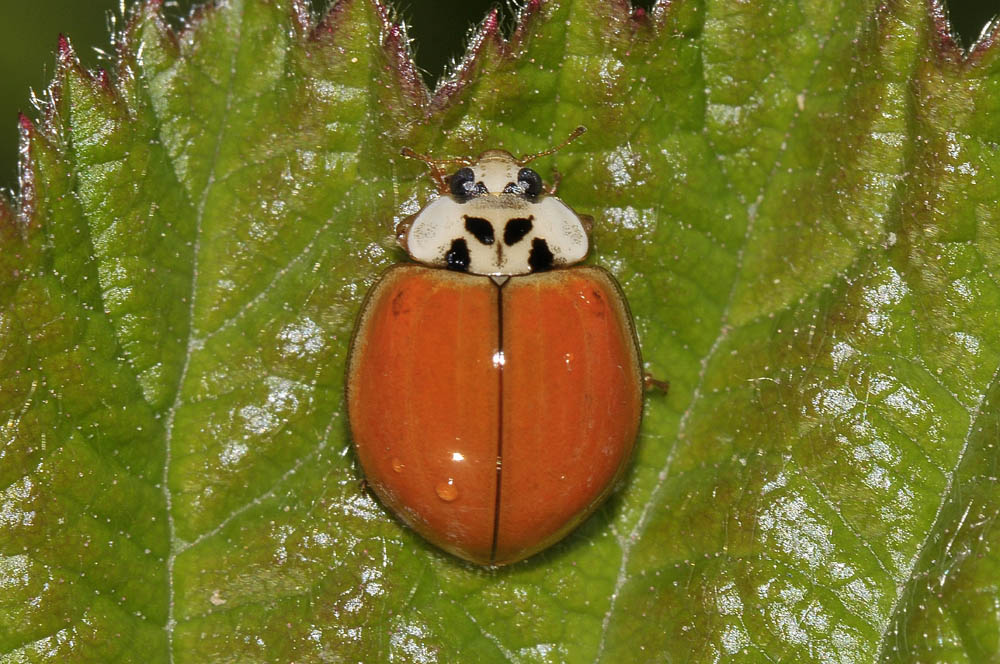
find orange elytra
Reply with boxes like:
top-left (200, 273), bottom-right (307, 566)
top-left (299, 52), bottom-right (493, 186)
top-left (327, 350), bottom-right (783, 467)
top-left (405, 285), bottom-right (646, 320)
top-left (346, 128), bottom-right (645, 565)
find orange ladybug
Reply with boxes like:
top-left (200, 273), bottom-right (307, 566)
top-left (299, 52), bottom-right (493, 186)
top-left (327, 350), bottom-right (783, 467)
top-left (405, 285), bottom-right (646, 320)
top-left (346, 129), bottom-right (645, 565)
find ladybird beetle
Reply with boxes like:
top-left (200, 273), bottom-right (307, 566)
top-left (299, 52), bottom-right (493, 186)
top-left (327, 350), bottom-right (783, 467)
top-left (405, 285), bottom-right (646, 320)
top-left (346, 128), bottom-right (644, 565)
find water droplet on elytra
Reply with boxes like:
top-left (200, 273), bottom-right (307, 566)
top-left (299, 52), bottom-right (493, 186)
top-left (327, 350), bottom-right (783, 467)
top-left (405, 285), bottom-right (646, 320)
top-left (391, 457), bottom-right (404, 473)
top-left (435, 479), bottom-right (458, 502)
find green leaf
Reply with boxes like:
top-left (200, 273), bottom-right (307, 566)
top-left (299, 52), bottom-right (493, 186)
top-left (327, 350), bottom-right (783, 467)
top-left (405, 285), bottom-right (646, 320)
top-left (2, 0), bottom-right (1000, 661)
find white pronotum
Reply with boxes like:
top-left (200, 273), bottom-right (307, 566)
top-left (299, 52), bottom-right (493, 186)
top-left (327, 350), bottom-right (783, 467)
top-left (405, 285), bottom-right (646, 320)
top-left (403, 150), bottom-right (590, 276)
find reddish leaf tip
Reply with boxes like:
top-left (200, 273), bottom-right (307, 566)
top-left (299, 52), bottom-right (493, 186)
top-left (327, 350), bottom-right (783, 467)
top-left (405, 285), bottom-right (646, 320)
top-left (367, 0), bottom-right (430, 109)
top-left (976, 19), bottom-right (1000, 54)
top-left (512, 0), bottom-right (544, 39)
top-left (482, 8), bottom-right (499, 35)
top-left (371, 0), bottom-right (391, 25)
top-left (17, 113), bottom-right (33, 133)
top-left (962, 5), bottom-right (1000, 60)
top-left (290, 0), bottom-right (311, 32)
top-left (925, 0), bottom-right (963, 61)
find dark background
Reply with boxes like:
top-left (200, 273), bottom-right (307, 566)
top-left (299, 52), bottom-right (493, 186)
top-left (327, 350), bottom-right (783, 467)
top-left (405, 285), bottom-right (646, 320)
top-left (0, 0), bottom-right (996, 191)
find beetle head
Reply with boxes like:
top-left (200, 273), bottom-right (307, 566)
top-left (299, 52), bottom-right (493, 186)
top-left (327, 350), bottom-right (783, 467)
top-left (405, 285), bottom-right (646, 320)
top-left (399, 128), bottom-right (590, 277)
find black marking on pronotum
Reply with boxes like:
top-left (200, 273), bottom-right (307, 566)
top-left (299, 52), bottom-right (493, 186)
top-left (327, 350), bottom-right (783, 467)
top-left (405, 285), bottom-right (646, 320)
top-left (528, 238), bottom-right (554, 272)
top-left (503, 216), bottom-right (533, 246)
top-left (446, 238), bottom-right (471, 271)
top-left (464, 216), bottom-right (495, 245)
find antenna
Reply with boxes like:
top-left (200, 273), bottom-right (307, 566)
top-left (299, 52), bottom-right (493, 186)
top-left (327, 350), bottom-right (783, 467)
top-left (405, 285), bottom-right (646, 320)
top-left (400, 147), bottom-right (469, 193)
top-left (518, 126), bottom-right (587, 165)
top-left (401, 125), bottom-right (587, 191)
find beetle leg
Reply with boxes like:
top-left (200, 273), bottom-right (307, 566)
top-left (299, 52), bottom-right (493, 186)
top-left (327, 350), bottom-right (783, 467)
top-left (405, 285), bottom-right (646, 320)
top-left (643, 373), bottom-right (670, 395)
top-left (547, 167), bottom-right (562, 195)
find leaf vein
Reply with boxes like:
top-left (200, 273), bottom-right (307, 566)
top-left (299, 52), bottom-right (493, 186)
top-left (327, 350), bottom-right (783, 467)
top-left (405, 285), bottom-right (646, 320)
top-left (159, 5), bottom-right (248, 659)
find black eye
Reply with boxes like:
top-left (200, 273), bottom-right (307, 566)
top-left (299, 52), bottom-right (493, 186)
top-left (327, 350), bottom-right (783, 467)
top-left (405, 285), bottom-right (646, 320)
top-left (517, 167), bottom-right (543, 198)
top-left (449, 168), bottom-right (475, 197)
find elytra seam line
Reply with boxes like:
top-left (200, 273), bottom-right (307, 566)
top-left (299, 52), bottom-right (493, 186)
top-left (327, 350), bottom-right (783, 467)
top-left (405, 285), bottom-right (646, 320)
top-left (489, 281), bottom-right (506, 564)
